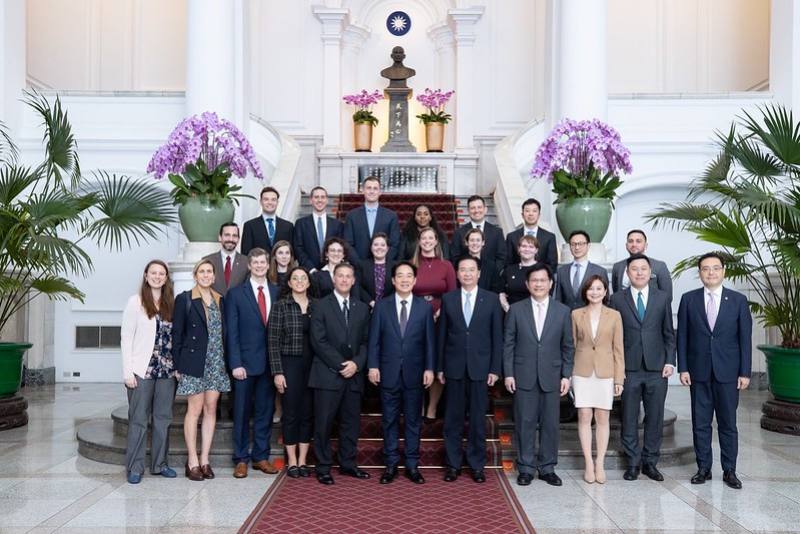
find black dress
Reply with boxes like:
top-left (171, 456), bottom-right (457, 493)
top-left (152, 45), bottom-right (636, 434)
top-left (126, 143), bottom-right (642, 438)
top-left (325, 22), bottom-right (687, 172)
top-left (501, 263), bottom-right (536, 304)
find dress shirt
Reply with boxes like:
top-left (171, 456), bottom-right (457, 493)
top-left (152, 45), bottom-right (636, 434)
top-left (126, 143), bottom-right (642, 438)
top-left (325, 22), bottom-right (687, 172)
top-left (571, 259), bottom-right (589, 287)
top-left (249, 277), bottom-right (272, 312)
top-left (220, 250), bottom-right (235, 266)
top-left (365, 202), bottom-right (379, 237)
top-left (523, 225), bottom-right (539, 237)
top-left (632, 284), bottom-right (649, 308)
top-left (332, 290), bottom-right (350, 310)
top-left (471, 220), bottom-right (485, 232)
top-left (704, 286), bottom-right (722, 317)
top-left (262, 213), bottom-right (276, 226)
top-left (530, 296), bottom-right (550, 328)
top-left (395, 293), bottom-right (413, 322)
top-left (314, 213), bottom-right (327, 239)
top-left (461, 288), bottom-right (477, 312)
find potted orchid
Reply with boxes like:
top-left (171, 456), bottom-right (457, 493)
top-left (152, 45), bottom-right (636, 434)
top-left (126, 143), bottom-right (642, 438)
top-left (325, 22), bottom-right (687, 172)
top-left (415, 88), bottom-right (454, 152)
top-left (343, 90), bottom-right (383, 152)
top-left (147, 112), bottom-right (263, 242)
top-left (531, 118), bottom-right (633, 242)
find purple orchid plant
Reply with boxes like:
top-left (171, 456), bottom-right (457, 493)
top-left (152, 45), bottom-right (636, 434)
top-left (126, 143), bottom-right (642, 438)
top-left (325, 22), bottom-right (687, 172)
top-left (531, 118), bottom-right (632, 204)
top-left (416, 88), bottom-right (454, 124)
top-left (343, 90), bottom-right (383, 126)
top-left (147, 111), bottom-right (263, 206)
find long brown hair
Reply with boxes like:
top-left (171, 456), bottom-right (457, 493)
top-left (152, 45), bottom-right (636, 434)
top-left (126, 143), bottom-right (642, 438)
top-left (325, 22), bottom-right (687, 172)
top-left (268, 240), bottom-right (297, 284)
top-left (140, 259), bottom-right (174, 321)
top-left (411, 227), bottom-right (443, 265)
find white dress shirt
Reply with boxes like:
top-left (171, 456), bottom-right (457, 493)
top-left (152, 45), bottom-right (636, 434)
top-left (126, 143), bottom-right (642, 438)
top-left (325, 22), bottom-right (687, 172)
top-left (461, 287), bottom-right (477, 323)
top-left (333, 290), bottom-right (350, 310)
top-left (249, 278), bottom-right (272, 311)
top-left (530, 296), bottom-right (549, 330)
top-left (220, 250), bottom-right (235, 266)
top-left (631, 284), bottom-right (649, 308)
top-left (523, 225), bottom-right (539, 237)
top-left (395, 293), bottom-right (413, 322)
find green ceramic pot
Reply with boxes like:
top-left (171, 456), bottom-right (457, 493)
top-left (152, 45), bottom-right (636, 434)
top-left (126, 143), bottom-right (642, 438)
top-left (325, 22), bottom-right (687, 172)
top-left (0, 342), bottom-right (32, 397)
top-left (761, 344), bottom-right (800, 403)
top-left (178, 197), bottom-right (235, 242)
top-left (555, 198), bottom-right (613, 243)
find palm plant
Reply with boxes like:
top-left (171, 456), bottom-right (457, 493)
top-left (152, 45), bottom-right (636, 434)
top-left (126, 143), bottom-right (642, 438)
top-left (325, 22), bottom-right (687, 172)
top-left (0, 90), bottom-right (176, 337)
top-left (646, 104), bottom-right (800, 348)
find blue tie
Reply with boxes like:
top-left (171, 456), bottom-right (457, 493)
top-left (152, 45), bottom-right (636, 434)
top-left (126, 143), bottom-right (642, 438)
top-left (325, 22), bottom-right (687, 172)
top-left (463, 292), bottom-right (473, 326)
top-left (316, 216), bottom-right (325, 252)
top-left (636, 291), bottom-right (645, 321)
top-left (266, 218), bottom-right (275, 242)
top-left (367, 208), bottom-right (377, 237)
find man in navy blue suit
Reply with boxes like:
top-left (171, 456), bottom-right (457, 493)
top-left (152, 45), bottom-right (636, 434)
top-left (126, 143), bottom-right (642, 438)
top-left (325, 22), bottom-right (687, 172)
top-left (437, 256), bottom-right (503, 483)
top-left (225, 247), bottom-right (280, 479)
top-left (368, 261), bottom-right (435, 484)
top-left (241, 186), bottom-right (294, 256)
top-left (344, 176), bottom-right (401, 261)
top-left (678, 252), bottom-right (752, 489)
top-left (293, 186), bottom-right (344, 271)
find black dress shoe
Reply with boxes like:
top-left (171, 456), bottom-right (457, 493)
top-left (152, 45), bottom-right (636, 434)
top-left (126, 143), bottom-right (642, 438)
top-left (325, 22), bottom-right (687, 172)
top-left (405, 468), bottom-right (425, 484)
top-left (380, 466), bottom-right (398, 484)
top-left (286, 465), bottom-right (300, 479)
top-left (539, 472), bottom-right (562, 486)
top-left (317, 473), bottom-right (335, 485)
top-left (623, 467), bottom-right (640, 481)
top-left (443, 468), bottom-right (460, 482)
top-left (723, 470), bottom-right (742, 489)
top-left (691, 468), bottom-right (712, 484)
top-left (642, 464), bottom-right (664, 481)
top-left (298, 465), bottom-right (310, 477)
top-left (517, 473), bottom-right (533, 486)
top-left (340, 468), bottom-right (371, 479)
top-left (472, 470), bottom-right (486, 483)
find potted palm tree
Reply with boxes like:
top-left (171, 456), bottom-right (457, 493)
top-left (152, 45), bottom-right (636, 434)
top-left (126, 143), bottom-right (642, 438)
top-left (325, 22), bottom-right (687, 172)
top-left (647, 105), bottom-right (800, 434)
top-left (0, 91), bottom-right (175, 425)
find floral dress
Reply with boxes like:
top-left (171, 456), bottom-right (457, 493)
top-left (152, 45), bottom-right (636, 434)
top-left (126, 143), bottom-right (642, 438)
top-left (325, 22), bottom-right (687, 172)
top-left (144, 315), bottom-right (174, 379)
top-left (176, 300), bottom-right (231, 395)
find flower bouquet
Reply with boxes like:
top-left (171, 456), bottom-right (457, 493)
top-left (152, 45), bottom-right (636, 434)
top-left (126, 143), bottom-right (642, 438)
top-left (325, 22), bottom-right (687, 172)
top-left (415, 88), bottom-right (454, 124)
top-left (343, 90), bottom-right (383, 151)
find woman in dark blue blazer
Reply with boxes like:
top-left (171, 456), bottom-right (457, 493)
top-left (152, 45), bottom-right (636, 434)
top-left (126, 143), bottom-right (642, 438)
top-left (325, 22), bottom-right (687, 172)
top-left (173, 259), bottom-right (230, 481)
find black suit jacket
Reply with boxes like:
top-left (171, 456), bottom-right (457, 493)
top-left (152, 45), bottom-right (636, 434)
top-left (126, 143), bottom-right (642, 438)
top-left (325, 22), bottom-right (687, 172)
top-left (241, 214), bottom-right (294, 256)
top-left (343, 205), bottom-right (401, 261)
top-left (293, 214), bottom-right (344, 270)
top-left (357, 259), bottom-right (395, 304)
top-left (450, 221), bottom-right (506, 264)
top-left (553, 261), bottom-right (608, 310)
top-left (505, 226), bottom-right (558, 272)
top-left (172, 291), bottom-right (225, 378)
top-left (609, 287), bottom-right (676, 372)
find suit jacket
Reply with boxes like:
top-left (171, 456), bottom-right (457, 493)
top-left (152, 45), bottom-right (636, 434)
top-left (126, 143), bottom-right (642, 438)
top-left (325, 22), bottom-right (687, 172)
top-left (450, 220), bottom-right (506, 265)
top-left (571, 306), bottom-right (625, 384)
top-left (120, 295), bottom-right (158, 381)
top-left (554, 261), bottom-right (608, 310)
top-left (224, 281), bottom-right (279, 376)
top-left (505, 226), bottom-right (558, 272)
top-left (677, 287), bottom-right (752, 383)
top-left (367, 295), bottom-right (435, 390)
top-left (437, 288), bottom-right (503, 380)
top-left (202, 251), bottom-right (249, 296)
top-left (609, 287), bottom-right (676, 372)
top-left (502, 298), bottom-right (575, 392)
top-left (308, 293), bottom-right (370, 391)
top-left (293, 214), bottom-right (344, 270)
top-left (241, 214), bottom-right (294, 256)
top-left (357, 259), bottom-right (395, 304)
top-left (343, 205), bottom-right (401, 261)
top-left (173, 289), bottom-right (225, 378)
top-left (611, 257), bottom-right (672, 299)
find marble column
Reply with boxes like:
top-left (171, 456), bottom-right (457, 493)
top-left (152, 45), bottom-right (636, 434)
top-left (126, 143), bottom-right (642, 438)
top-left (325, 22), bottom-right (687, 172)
top-left (313, 7), bottom-right (349, 153)
top-left (770, 0), bottom-right (800, 112)
top-left (428, 22), bottom-right (457, 154)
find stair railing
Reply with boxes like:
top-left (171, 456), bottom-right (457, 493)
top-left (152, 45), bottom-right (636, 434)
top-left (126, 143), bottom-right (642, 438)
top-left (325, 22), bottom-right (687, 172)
top-left (248, 114), bottom-right (302, 221)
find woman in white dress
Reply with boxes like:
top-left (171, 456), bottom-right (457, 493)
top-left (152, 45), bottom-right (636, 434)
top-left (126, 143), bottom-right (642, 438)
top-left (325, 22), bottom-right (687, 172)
top-left (571, 274), bottom-right (624, 484)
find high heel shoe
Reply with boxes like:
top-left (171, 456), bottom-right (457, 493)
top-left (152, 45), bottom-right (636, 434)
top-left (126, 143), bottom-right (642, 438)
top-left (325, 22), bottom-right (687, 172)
top-left (583, 468), bottom-right (596, 484)
top-left (595, 464), bottom-right (607, 484)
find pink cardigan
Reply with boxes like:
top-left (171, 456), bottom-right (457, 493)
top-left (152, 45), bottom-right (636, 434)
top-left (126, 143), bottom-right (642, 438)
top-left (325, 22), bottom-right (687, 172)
top-left (120, 295), bottom-right (157, 381)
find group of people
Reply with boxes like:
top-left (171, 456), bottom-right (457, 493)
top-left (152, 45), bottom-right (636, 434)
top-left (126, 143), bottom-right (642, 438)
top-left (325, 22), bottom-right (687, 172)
top-left (120, 177), bottom-right (753, 491)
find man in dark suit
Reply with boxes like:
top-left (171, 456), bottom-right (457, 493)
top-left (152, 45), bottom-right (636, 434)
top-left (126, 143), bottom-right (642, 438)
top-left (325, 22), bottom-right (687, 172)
top-left (437, 256), bottom-right (503, 483)
top-left (344, 176), bottom-right (401, 261)
top-left (368, 261), bottom-right (435, 485)
top-left (504, 198), bottom-right (558, 272)
top-left (225, 248), bottom-right (280, 478)
top-left (202, 222), bottom-right (249, 296)
top-left (503, 263), bottom-right (574, 486)
top-left (293, 186), bottom-right (344, 271)
top-left (678, 252), bottom-right (752, 489)
top-left (309, 262), bottom-right (372, 485)
top-left (450, 195), bottom-right (506, 264)
top-left (609, 253), bottom-right (676, 482)
top-left (611, 229), bottom-right (672, 299)
top-left (554, 230), bottom-right (608, 309)
top-left (241, 186), bottom-right (294, 256)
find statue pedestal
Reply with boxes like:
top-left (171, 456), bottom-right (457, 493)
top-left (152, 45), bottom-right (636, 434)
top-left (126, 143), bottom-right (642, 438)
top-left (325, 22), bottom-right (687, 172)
top-left (380, 87), bottom-right (416, 153)
top-left (169, 241), bottom-right (218, 293)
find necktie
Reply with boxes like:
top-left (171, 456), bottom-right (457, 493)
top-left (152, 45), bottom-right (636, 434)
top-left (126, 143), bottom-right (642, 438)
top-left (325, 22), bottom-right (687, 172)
top-left (535, 302), bottom-right (545, 338)
top-left (572, 263), bottom-right (582, 295)
top-left (316, 216), bottom-right (325, 252)
top-left (224, 256), bottom-right (232, 287)
top-left (257, 286), bottom-right (268, 325)
top-left (367, 208), bottom-right (377, 237)
top-left (266, 218), bottom-right (275, 242)
top-left (706, 292), bottom-right (717, 331)
top-left (464, 292), bottom-right (473, 326)
top-left (342, 298), bottom-right (349, 326)
top-left (526, 230), bottom-right (535, 237)
top-left (399, 300), bottom-right (408, 336)
top-left (637, 291), bottom-right (645, 321)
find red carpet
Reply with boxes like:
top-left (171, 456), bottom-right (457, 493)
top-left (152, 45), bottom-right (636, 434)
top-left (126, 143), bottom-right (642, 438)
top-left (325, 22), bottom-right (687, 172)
top-left (239, 469), bottom-right (535, 534)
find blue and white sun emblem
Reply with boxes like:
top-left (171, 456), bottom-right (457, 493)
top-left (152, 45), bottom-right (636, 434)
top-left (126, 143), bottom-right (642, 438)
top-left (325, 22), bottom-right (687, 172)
top-left (386, 11), bottom-right (411, 36)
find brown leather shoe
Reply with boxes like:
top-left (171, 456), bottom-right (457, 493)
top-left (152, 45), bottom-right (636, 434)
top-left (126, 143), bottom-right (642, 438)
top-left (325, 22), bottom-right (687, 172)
top-left (185, 462), bottom-right (204, 482)
top-left (252, 459), bottom-right (279, 474)
top-left (233, 462), bottom-right (248, 479)
top-left (201, 464), bottom-right (215, 480)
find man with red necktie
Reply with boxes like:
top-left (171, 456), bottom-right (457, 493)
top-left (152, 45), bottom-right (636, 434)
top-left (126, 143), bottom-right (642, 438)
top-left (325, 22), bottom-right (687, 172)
top-left (203, 222), bottom-right (249, 296)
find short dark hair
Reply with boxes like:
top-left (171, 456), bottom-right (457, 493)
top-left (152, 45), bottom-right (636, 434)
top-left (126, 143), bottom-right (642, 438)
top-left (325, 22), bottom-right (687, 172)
top-left (392, 260), bottom-right (417, 278)
top-left (219, 222), bottom-right (239, 236)
top-left (371, 232), bottom-right (389, 246)
top-left (526, 262), bottom-right (553, 281)
top-left (568, 230), bottom-right (591, 244)
top-left (333, 262), bottom-right (355, 276)
top-left (522, 198), bottom-right (541, 211)
top-left (309, 186), bottom-right (327, 196)
top-left (248, 247), bottom-right (269, 262)
top-left (260, 186), bottom-right (280, 200)
top-left (362, 176), bottom-right (381, 188)
top-left (467, 195), bottom-right (485, 207)
top-left (323, 237), bottom-right (347, 258)
top-left (464, 227), bottom-right (484, 245)
top-left (455, 255), bottom-right (481, 271)
top-left (697, 252), bottom-right (725, 269)
top-left (626, 253), bottom-right (651, 267)
top-left (626, 229), bottom-right (648, 241)
top-left (580, 274), bottom-right (609, 305)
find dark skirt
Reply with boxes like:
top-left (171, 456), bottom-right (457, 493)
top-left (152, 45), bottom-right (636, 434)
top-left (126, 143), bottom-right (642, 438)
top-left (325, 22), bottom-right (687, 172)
top-left (281, 355), bottom-right (313, 445)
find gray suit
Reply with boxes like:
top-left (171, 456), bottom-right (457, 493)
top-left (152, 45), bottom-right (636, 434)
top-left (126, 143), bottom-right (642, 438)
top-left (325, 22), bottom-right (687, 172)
top-left (609, 287), bottom-right (676, 468)
top-left (503, 298), bottom-right (574, 475)
top-left (611, 257), bottom-right (672, 299)
top-left (554, 261), bottom-right (608, 310)
top-left (202, 251), bottom-right (249, 296)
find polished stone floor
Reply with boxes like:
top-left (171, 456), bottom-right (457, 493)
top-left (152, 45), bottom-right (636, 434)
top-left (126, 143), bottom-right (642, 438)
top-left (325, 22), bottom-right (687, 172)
top-left (0, 384), bottom-right (798, 533)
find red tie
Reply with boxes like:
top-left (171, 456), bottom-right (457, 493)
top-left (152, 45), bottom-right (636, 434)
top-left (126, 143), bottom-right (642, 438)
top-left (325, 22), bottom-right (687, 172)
top-left (224, 256), bottom-right (232, 287)
top-left (257, 286), bottom-right (268, 325)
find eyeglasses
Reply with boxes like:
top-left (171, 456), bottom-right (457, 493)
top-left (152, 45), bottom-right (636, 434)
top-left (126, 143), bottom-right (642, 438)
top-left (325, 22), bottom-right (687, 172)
top-left (700, 266), bottom-right (723, 273)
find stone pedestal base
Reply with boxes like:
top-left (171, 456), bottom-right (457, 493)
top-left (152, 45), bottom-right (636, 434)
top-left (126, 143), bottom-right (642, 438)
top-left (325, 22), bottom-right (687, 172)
top-left (0, 395), bottom-right (28, 431)
top-left (761, 398), bottom-right (800, 435)
top-left (169, 241), bottom-right (219, 294)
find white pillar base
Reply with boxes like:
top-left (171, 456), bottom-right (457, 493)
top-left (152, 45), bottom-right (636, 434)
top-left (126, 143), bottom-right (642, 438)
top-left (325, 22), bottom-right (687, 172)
top-left (170, 242), bottom-right (219, 294)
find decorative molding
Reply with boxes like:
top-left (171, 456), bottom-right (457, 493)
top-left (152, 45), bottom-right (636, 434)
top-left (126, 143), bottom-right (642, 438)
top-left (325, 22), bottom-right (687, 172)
top-left (342, 22), bottom-right (371, 52)
top-left (448, 7), bottom-right (484, 45)
top-left (312, 6), bottom-right (349, 44)
top-left (427, 21), bottom-right (455, 52)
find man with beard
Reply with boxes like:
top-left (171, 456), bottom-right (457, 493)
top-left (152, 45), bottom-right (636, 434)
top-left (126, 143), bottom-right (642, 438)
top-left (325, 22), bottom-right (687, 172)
top-left (203, 222), bottom-right (249, 296)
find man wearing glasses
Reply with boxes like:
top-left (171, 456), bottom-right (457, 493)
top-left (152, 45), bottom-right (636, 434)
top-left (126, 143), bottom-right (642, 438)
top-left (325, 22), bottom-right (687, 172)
top-left (554, 230), bottom-right (608, 309)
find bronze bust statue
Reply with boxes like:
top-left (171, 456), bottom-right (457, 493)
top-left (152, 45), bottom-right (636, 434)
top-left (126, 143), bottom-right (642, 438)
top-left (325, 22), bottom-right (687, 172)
top-left (380, 46), bottom-right (416, 89)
